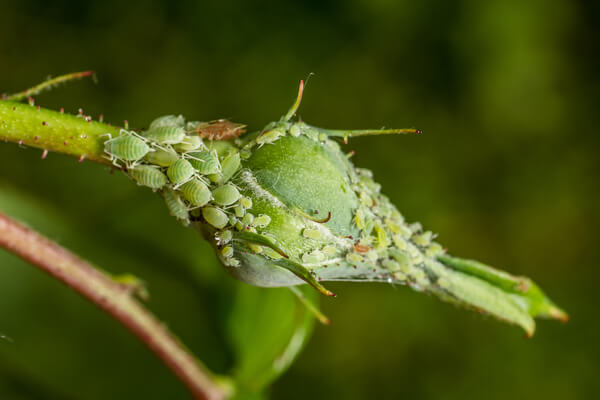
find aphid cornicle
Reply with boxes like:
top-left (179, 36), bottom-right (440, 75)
top-left (167, 158), bottom-right (195, 185)
top-left (129, 165), bottom-right (168, 190)
top-left (104, 131), bottom-right (150, 163)
top-left (180, 179), bottom-right (211, 207)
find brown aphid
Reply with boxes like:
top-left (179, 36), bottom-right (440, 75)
top-left (193, 119), bottom-right (246, 140)
top-left (354, 243), bottom-right (370, 253)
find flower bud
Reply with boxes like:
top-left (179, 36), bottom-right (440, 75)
top-left (104, 83), bottom-right (567, 334)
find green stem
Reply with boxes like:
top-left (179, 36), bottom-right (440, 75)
top-left (0, 100), bottom-right (119, 164)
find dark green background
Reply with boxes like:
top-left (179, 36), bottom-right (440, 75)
top-left (0, 0), bottom-right (598, 399)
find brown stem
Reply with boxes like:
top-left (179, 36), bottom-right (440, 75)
top-left (0, 212), bottom-right (228, 400)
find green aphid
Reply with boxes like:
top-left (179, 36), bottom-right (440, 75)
top-left (346, 252), bottom-right (364, 264)
top-left (144, 148), bottom-right (179, 167)
top-left (212, 184), bottom-right (241, 206)
top-left (256, 127), bottom-right (286, 145)
top-left (413, 231), bottom-right (433, 247)
top-left (248, 243), bottom-right (264, 254)
top-left (242, 213), bottom-right (254, 226)
top-left (240, 197), bottom-right (252, 209)
top-left (302, 250), bottom-right (325, 264)
top-left (202, 206), bottom-right (229, 229)
top-left (234, 205), bottom-right (245, 218)
top-left (219, 151), bottom-right (241, 183)
top-left (149, 114), bottom-right (185, 130)
top-left (129, 165), bottom-right (168, 190)
top-left (187, 150), bottom-right (221, 175)
top-left (180, 179), bottom-right (211, 207)
top-left (173, 135), bottom-right (203, 152)
top-left (322, 245), bottom-right (338, 256)
top-left (382, 259), bottom-right (401, 273)
top-left (389, 248), bottom-right (412, 272)
top-left (302, 228), bottom-right (322, 240)
top-left (143, 125), bottom-right (186, 144)
top-left (289, 123), bottom-right (302, 137)
top-left (162, 189), bottom-right (189, 225)
top-left (167, 158), bottom-right (195, 185)
top-left (252, 214), bottom-right (271, 228)
top-left (104, 131), bottom-right (150, 163)
top-left (216, 230), bottom-right (233, 245)
top-left (221, 245), bottom-right (234, 258)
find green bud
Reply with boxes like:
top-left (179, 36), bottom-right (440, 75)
top-left (127, 84), bottom-right (566, 335)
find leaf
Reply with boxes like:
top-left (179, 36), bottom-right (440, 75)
top-left (226, 283), bottom-right (317, 395)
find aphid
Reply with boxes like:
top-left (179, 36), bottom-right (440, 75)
top-left (321, 245), bottom-right (338, 256)
top-left (346, 252), bottom-right (364, 264)
top-left (212, 184), bottom-right (241, 206)
top-left (382, 259), bottom-right (401, 272)
top-left (193, 119), bottom-right (246, 140)
top-left (202, 206), bottom-right (229, 229)
top-left (180, 179), bottom-right (211, 207)
top-left (104, 131), bottom-right (150, 165)
top-left (302, 228), bottom-right (322, 240)
top-left (252, 214), bottom-right (271, 228)
top-left (289, 123), bottom-right (303, 137)
top-left (392, 234), bottom-right (407, 249)
top-left (374, 222), bottom-right (388, 249)
top-left (149, 114), bottom-right (185, 130)
top-left (167, 158), bottom-right (195, 185)
top-left (143, 125), bottom-right (186, 145)
top-left (187, 150), bottom-right (221, 175)
top-left (389, 248), bottom-right (412, 271)
top-left (129, 165), bottom-right (168, 190)
top-left (240, 197), bottom-right (252, 209)
top-left (242, 212), bottom-right (254, 226)
top-left (234, 204), bottom-right (245, 218)
top-left (219, 151), bottom-right (241, 183)
top-left (413, 231), bottom-right (434, 247)
top-left (425, 242), bottom-right (444, 258)
top-left (248, 243), bottom-right (264, 254)
top-left (215, 229), bottom-right (233, 245)
top-left (256, 127), bottom-right (285, 146)
top-left (162, 189), bottom-right (190, 225)
top-left (221, 246), bottom-right (234, 258)
top-left (144, 148), bottom-right (179, 167)
top-left (173, 135), bottom-right (204, 152)
top-left (302, 250), bottom-right (325, 264)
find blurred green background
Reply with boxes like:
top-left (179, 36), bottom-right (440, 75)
top-left (0, 0), bottom-right (598, 399)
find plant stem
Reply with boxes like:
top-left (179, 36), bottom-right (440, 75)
top-left (0, 100), bottom-right (119, 164)
top-left (0, 212), bottom-right (229, 400)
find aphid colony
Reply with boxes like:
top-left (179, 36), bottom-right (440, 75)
top-left (103, 116), bottom-right (255, 266)
top-left (103, 110), bottom-right (444, 294)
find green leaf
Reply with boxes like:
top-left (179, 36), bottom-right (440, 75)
top-left (226, 284), bottom-right (317, 395)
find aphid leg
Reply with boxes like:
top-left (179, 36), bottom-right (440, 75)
top-left (4, 71), bottom-right (95, 102)
top-left (288, 286), bottom-right (331, 325)
top-left (282, 80), bottom-right (305, 122)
